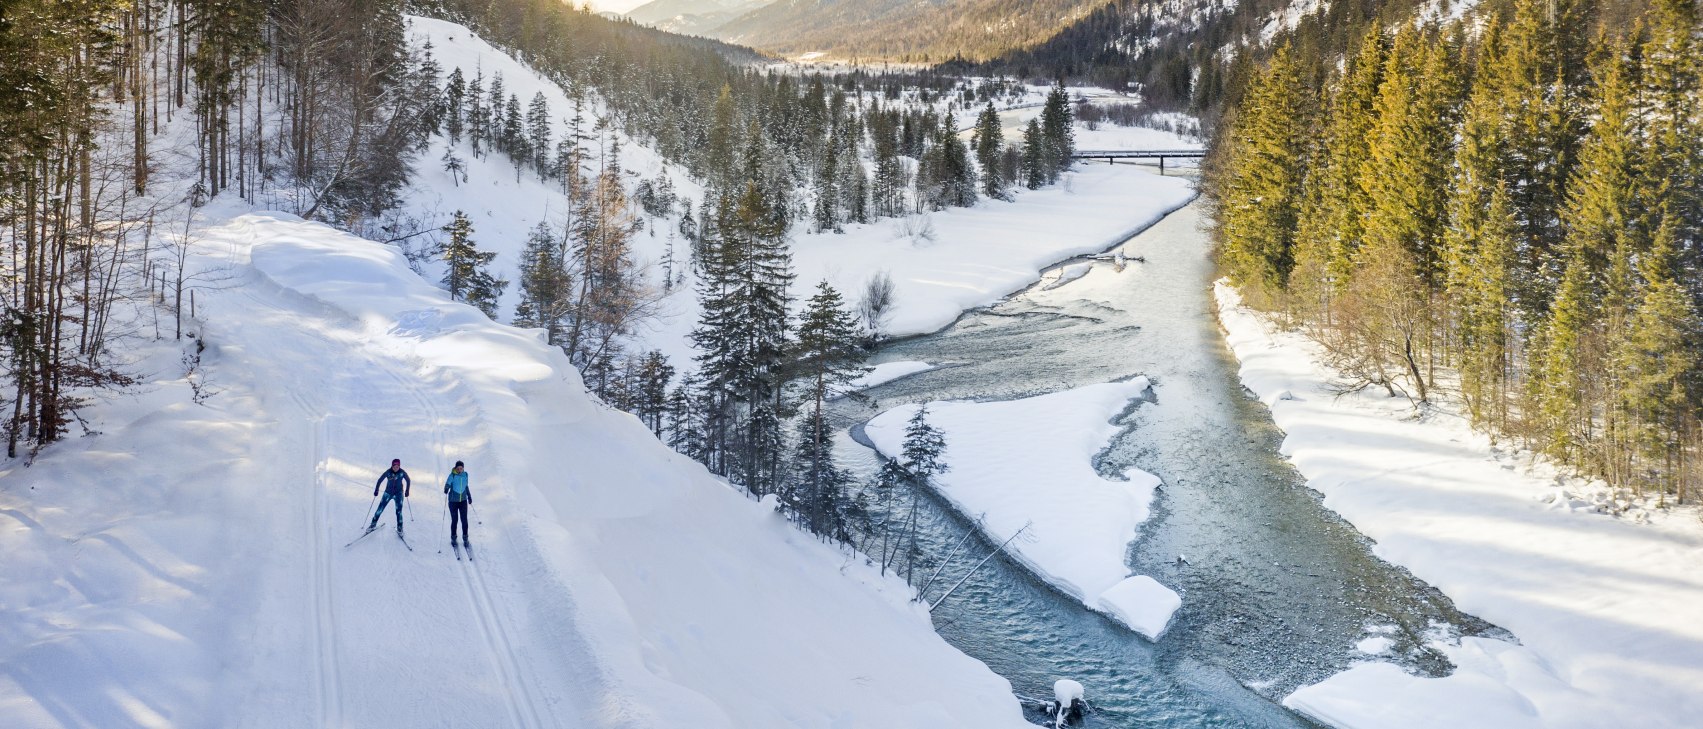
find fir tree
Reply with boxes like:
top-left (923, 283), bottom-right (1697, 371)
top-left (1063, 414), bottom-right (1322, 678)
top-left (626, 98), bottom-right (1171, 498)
top-left (973, 102), bottom-right (1007, 200)
top-left (1613, 214), bottom-right (1700, 496)
top-left (1021, 118), bottom-right (1046, 190)
top-left (691, 182), bottom-right (795, 492)
top-left (1040, 80), bottom-right (1075, 182)
top-left (1214, 44), bottom-right (1312, 296)
top-left (514, 222), bottom-right (572, 344)
top-left (444, 68), bottom-right (466, 144)
top-left (440, 211), bottom-right (507, 318)
top-left (631, 350), bottom-right (675, 438)
top-left (787, 281), bottom-right (867, 539)
top-left (526, 92), bottom-right (551, 175)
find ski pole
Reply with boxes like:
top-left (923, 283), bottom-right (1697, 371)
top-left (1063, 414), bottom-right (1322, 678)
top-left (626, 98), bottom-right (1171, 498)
top-left (407, 493), bottom-right (416, 523)
top-left (361, 492), bottom-right (377, 529)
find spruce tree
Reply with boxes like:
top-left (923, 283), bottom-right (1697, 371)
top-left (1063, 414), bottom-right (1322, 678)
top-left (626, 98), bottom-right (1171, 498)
top-left (813, 130), bottom-right (842, 233)
top-left (526, 92), bottom-right (551, 175)
top-left (514, 222), bottom-right (572, 344)
top-left (632, 350), bottom-right (675, 438)
top-left (1613, 214), bottom-right (1700, 495)
top-left (1293, 28), bottom-right (1386, 314)
top-left (691, 182), bottom-right (795, 492)
top-left (444, 68), bottom-right (466, 144)
top-left (973, 102), bottom-right (1007, 200)
top-left (788, 281), bottom-right (867, 538)
top-left (1021, 118), bottom-right (1046, 190)
top-left (1040, 80), bottom-right (1075, 182)
top-left (440, 211), bottom-right (507, 318)
top-left (1214, 44), bottom-right (1312, 296)
top-left (1532, 41), bottom-right (1647, 465)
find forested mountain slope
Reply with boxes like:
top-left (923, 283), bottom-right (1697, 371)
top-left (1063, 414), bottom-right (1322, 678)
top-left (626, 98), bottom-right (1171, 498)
top-left (702, 0), bottom-right (1111, 62)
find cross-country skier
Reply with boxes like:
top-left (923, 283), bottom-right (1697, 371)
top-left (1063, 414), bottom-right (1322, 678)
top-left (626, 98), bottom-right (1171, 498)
top-left (370, 458), bottom-right (411, 535)
top-left (444, 460), bottom-right (473, 548)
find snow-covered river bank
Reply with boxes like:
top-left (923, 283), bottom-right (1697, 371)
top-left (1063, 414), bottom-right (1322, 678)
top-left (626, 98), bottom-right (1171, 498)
top-left (833, 201), bottom-right (1502, 727)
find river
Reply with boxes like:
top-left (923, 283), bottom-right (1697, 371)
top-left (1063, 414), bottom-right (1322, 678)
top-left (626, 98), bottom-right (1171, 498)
top-left (829, 199), bottom-right (1505, 727)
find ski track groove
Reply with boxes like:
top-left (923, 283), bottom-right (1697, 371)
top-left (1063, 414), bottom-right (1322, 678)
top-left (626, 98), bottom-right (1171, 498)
top-left (289, 388), bottom-right (343, 729)
top-left (378, 357), bottom-right (549, 729)
top-left (238, 281), bottom-right (555, 729)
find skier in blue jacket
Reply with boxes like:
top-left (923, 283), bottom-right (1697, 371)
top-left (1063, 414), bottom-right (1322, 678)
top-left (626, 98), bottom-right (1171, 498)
top-left (444, 460), bottom-right (473, 547)
top-left (370, 459), bottom-right (411, 535)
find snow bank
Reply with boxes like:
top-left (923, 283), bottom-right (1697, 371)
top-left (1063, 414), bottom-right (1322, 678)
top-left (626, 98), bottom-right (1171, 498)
top-left (1215, 282), bottom-right (1703, 729)
top-left (845, 361), bottom-right (937, 393)
top-left (864, 381), bottom-right (1181, 640)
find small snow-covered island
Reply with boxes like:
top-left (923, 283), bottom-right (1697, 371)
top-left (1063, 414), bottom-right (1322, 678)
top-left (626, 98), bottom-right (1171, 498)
top-left (3, 0), bottom-right (1699, 728)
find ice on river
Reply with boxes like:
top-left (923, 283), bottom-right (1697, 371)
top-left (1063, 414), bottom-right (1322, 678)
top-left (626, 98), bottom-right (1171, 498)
top-left (865, 380), bottom-right (1181, 640)
top-left (1217, 282), bottom-right (1703, 729)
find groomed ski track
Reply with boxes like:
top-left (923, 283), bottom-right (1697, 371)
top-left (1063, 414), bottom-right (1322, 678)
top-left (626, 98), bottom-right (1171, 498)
top-left (221, 221), bottom-right (578, 729)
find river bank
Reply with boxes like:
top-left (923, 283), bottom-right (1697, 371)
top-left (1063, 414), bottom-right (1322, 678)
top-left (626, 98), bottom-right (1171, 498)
top-left (834, 201), bottom-right (1499, 726)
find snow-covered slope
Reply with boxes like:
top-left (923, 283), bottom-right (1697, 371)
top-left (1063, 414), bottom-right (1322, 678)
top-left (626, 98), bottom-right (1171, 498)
top-left (1216, 282), bottom-right (1703, 729)
top-left (0, 198), bottom-right (1035, 728)
top-left (404, 16), bottom-right (1197, 369)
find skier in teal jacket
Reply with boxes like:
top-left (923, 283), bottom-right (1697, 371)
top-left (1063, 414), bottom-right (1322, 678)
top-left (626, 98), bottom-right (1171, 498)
top-left (444, 460), bottom-right (473, 546)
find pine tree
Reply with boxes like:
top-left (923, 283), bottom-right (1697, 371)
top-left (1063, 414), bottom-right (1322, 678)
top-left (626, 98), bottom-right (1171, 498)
top-left (514, 222), bottom-right (572, 344)
top-left (631, 350), bottom-right (675, 438)
top-left (1021, 118), bottom-right (1046, 190)
top-left (691, 182), bottom-right (795, 492)
top-left (1293, 27), bottom-right (1386, 316)
top-left (1040, 80), bottom-right (1075, 182)
top-left (787, 281), bottom-right (867, 539)
top-left (1214, 44), bottom-right (1312, 296)
top-left (1613, 214), bottom-right (1700, 496)
top-left (444, 68), bottom-right (466, 144)
top-left (1531, 40), bottom-right (1646, 466)
top-left (813, 129), bottom-right (842, 233)
top-left (526, 92), bottom-right (551, 175)
top-left (973, 102), bottom-right (1006, 200)
top-left (440, 211), bottom-right (507, 318)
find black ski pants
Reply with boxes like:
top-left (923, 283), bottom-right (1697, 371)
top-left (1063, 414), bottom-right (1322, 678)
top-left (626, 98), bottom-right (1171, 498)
top-left (449, 500), bottom-right (469, 541)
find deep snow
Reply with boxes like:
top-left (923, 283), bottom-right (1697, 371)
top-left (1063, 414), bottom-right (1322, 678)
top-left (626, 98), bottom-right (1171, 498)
top-left (1216, 283), bottom-right (1703, 729)
top-left (0, 202), bottom-right (1038, 728)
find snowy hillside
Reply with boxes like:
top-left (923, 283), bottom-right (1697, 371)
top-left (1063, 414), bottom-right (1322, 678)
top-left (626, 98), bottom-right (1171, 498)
top-left (402, 16), bottom-right (1197, 367)
top-left (0, 16), bottom-right (1092, 729)
top-left (0, 198), bottom-right (1039, 727)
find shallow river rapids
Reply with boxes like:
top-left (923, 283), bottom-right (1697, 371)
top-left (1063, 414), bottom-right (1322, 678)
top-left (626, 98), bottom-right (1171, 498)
top-left (830, 199), bottom-right (1506, 727)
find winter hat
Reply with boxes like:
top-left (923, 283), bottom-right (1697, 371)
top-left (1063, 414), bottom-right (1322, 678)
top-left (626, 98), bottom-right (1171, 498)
top-left (392, 459), bottom-right (401, 465)
top-left (455, 460), bottom-right (465, 468)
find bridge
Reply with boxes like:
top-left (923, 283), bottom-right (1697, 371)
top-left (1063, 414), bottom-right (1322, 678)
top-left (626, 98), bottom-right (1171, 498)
top-left (1072, 149), bottom-right (1206, 174)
